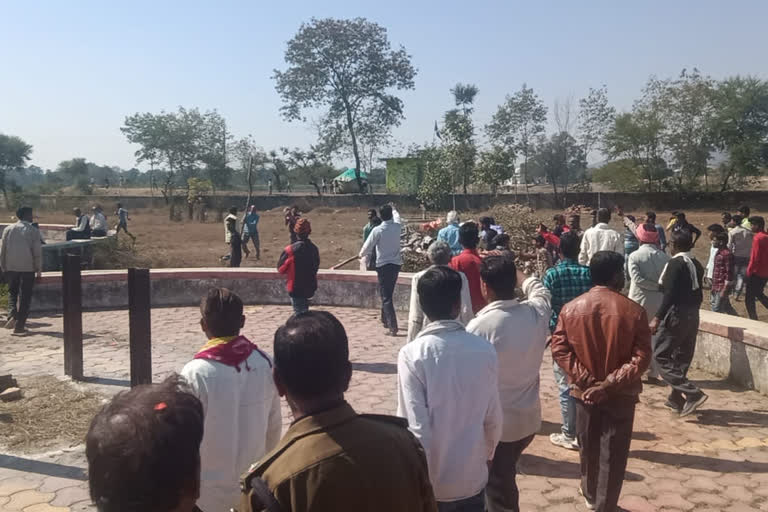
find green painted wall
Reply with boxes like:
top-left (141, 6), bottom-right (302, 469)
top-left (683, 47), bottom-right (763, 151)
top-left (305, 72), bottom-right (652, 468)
top-left (385, 157), bottom-right (424, 194)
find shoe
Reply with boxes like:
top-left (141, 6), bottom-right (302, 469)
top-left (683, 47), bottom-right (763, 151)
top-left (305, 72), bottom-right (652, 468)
top-left (680, 393), bottom-right (708, 418)
top-left (645, 376), bottom-right (665, 386)
top-left (4, 318), bottom-right (16, 330)
top-left (663, 399), bottom-right (683, 412)
top-left (550, 433), bottom-right (579, 451)
top-left (11, 328), bottom-right (28, 337)
top-left (578, 486), bottom-right (596, 510)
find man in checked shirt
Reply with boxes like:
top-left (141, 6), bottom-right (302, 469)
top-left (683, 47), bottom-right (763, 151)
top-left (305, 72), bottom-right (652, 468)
top-left (543, 231), bottom-right (593, 451)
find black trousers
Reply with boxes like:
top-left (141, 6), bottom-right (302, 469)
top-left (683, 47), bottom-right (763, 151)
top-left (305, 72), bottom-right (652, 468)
top-left (486, 434), bottom-right (535, 512)
top-left (7, 271), bottom-right (36, 330)
top-left (653, 306), bottom-right (702, 400)
top-left (66, 229), bottom-right (91, 241)
top-left (229, 234), bottom-right (242, 268)
top-left (376, 263), bottom-right (400, 332)
top-left (575, 399), bottom-right (636, 512)
top-left (745, 275), bottom-right (768, 320)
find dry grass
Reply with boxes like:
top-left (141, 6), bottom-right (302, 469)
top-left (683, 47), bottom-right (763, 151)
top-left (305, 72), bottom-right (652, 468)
top-left (0, 375), bottom-right (105, 453)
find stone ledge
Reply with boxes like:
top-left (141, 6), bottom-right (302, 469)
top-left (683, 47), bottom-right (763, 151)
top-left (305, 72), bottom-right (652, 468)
top-left (698, 310), bottom-right (768, 351)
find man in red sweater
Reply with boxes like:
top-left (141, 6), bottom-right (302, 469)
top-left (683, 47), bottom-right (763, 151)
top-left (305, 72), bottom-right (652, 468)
top-left (746, 216), bottom-right (768, 320)
top-left (450, 222), bottom-right (486, 314)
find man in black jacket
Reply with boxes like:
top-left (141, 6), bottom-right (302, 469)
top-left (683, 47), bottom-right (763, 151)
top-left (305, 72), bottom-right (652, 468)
top-left (650, 230), bottom-right (707, 417)
top-left (278, 218), bottom-right (320, 314)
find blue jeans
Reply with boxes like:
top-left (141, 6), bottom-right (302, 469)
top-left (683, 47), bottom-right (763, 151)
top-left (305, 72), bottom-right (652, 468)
top-left (290, 296), bottom-right (309, 315)
top-left (553, 362), bottom-right (576, 438)
top-left (711, 290), bottom-right (738, 316)
top-left (438, 492), bottom-right (485, 512)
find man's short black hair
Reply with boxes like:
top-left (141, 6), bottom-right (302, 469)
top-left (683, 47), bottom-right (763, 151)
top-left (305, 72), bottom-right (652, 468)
top-left (200, 288), bottom-right (243, 337)
top-left (714, 231), bottom-right (729, 245)
top-left (739, 205), bottom-right (751, 216)
top-left (367, 208), bottom-right (378, 217)
top-left (732, 214), bottom-right (743, 224)
top-left (597, 208), bottom-right (611, 224)
top-left (671, 229), bottom-right (693, 252)
top-left (229, 206), bottom-right (238, 215)
top-left (589, 251), bottom-right (624, 287)
top-left (676, 211), bottom-right (687, 222)
top-left (479, 216), bottom-right (492, 228)
top-left (86, 375), bottom-right (204, 512)
top-left (459, 221), bottom-right (479, 249)
top-left (707, 223), bottom-right (725, 233)
top-left (16, 206), bottom-right (32, 220)
top-left (559, 231), bottom-right (580, 260)
top-left (646, 211), bottom-right (656, 222)
top-left (273, 311), bottom-right (351, 401)
top-left (480, 253), bottom-right (517, 300)
top-left (417, 266), bottom-right (462, 321)
top-left (380, 204), bottom-right (393, 221)
top-left (749, 216), bottom-right (765, 230)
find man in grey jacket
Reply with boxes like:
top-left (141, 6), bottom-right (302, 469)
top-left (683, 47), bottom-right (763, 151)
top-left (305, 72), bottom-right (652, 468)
top-left (1, 206), bottom-right (43, 336)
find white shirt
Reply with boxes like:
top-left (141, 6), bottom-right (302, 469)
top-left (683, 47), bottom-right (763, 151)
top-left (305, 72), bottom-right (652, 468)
top-left (90, 212), bottom-right (107, 232)
top-left (181, 349), bottom-right (282, 512)
top-left (392, 207), bottom-right (402, 224)
top-left (407, 266), bottom-right (474, 342)
top-left (359, 219), bottom-right (402, 267)
top-left (397, 320), bottom-right (502, 502)
top-left (578, 223), bottom-right (624, 265)
top-left (628, 244), bottom-right (669, 319)
top-left (466, 277), bottom-right (551, 442)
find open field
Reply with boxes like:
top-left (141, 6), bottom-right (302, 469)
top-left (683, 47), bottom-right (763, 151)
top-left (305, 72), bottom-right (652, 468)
top-left (31, 203), bottom-right (768, 321)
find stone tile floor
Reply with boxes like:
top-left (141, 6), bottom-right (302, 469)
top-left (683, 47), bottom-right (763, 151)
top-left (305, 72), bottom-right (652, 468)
top-left (1, 305), bottom-right (768, 511)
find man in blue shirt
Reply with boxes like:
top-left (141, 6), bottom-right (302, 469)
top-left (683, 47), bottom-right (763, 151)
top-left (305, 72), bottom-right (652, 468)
top-left (437, 211), bottom-right (462, 255)
top-left (543, 231), bottom-right (593, 451)
top-left (360, 205), bottom-right (402, 336)
top-left (242, 205), bottom-right (260, 260)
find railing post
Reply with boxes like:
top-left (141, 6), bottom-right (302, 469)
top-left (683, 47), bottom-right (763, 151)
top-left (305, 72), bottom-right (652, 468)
top-left (62, 254), bottom-right (83, 380)
top-left (128, 268), bottom-right (152, 387)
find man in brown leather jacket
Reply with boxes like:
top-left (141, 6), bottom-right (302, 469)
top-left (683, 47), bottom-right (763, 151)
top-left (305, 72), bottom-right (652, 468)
top-left (239, 311), bottom-right (437, 512)
top-left (552, 251), bottom-right (651, 512)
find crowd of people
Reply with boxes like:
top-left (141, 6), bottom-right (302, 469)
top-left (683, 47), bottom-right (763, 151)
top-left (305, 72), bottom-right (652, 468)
top-left (65, 203), bottom-right (135, 241)
top-left (4, 199), bottom-right (762, 512)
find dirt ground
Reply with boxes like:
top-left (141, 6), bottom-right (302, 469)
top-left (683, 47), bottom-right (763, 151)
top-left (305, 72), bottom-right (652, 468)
top-left (34, 203), bottom-right (768, 321)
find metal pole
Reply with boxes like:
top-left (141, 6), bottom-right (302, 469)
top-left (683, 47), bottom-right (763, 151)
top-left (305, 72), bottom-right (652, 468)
top-left (128, 268), bottom-right (152, 387)
top-left (62, 254), bottom-right (83, 380)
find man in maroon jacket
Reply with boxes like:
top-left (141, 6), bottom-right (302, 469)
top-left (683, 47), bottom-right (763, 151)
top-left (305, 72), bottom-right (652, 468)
top-left (278, 218), bottom-right (320, 315)
top-left (552, 251), bottom-right (651, 512)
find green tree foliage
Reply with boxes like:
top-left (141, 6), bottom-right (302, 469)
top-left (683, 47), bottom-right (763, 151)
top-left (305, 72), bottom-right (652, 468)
top-left (529, 132), bottom-right (587, 205)
top-left (0, 134), bottom-right (33, 207)
top-left (710, 76), bottom-right (768, 191)
top-left (486, 84), bottom-right (547, 200)
top-left (57, 158), bottom-right (91, 194)
top-left (475, 146), bottom-right (514, 195)
top-left (441, 83), bottom-right (479, 194)
top-left (417, 145), bottom-right (452, 209)
top-left (591, 159), bottom-right (647, 192)
top-left (284, 148), bottom-right (335, 196)
top-left (273, 17), bottom-right (416, 192)
top-left (578, 85), bottom-right (616, 159)
top-left (658, 69), bottom-right (717, 190)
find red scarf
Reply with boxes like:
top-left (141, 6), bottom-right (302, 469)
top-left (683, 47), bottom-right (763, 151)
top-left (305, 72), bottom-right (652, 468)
top-left (194, 335), bottom-right (267, 372)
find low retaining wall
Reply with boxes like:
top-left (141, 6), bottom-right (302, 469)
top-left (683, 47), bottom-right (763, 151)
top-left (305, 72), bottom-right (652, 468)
top-left (693, 311), bottom-right (768, 394)
top-left (29, 267), bottom-right (768, 394)
top-left (32, 268), bottom-right (412, 313)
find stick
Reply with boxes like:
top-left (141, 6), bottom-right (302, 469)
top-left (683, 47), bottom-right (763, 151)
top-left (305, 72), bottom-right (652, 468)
top-left (331, 255), bottom-right (359, 270)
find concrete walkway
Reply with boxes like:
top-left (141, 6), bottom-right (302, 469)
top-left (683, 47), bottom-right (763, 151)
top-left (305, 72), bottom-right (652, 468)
top-left (1, 306), bottom-right (768, 512)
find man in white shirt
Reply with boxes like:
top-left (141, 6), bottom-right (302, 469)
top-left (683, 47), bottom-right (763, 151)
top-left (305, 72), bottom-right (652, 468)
top-left (360, 204), bottom-right (402, 336)
top-left (579, 208), bottom-right (623, 265)
top-left (398, 266), bottom-right (502, 511)
top-left (90, 206), bottom-right (108, 237)
top-left (407, 240), bottom-right (473, 342)
top-left (181, 288), bottom-right (281, 512)
top-left (466, 253), bottom-right (551, 512)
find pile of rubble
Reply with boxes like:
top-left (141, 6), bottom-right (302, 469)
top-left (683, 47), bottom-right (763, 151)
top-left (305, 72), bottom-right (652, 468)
top-left (564, 204), bottom-right (594, 216)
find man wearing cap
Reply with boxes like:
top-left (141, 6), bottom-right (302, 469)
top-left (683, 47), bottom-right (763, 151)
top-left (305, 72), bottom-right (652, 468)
top-left (278, 218), bottom-right (320, 314)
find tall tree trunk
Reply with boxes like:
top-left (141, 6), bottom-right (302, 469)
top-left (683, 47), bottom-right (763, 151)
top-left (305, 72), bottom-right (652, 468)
top-left (342, 98), bottom-right (364, 193)
top-left (523, 153), bottom-right (530, 204)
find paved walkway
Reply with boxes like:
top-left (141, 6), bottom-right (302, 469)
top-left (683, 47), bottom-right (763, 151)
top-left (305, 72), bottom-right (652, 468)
top-left (1, 306), bottom-right (768, 512)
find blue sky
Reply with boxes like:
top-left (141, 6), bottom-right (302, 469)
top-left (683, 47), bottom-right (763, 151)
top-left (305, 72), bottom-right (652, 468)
top-left (2, 0), bottom-right (767, 170)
